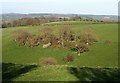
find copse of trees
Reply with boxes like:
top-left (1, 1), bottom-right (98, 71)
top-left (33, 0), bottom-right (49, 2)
top-left (12, 26), bottom-right (98, 55)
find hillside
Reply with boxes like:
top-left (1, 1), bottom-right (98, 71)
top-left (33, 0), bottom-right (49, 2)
top-left (1, 13), bottom-right (118, 23)
top-left (2, 21), bottom-right (118, 81)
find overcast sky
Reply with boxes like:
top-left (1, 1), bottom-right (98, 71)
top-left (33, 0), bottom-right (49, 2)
top-left (0, 0), bottom-right (119, 15)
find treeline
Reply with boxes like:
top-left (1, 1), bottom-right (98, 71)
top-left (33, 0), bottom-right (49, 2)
top-left (1, 16), bottom-right (82, 28)
top-left (1, 16), bottom-right (116, 28)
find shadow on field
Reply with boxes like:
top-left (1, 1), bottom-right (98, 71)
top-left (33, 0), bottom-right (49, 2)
top-left (68, 67), bottom-right (120, 81)
top-left (2, 63), bottom-right (37, 81)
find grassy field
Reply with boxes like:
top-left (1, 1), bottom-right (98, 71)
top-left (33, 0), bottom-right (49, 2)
top-left (2, 21), bottom-right (119, 81)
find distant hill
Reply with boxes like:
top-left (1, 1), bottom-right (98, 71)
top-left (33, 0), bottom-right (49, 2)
top-left (79, 14), bottom-right (118, 21)
top-left (1, 13), bottom-right (118, 23)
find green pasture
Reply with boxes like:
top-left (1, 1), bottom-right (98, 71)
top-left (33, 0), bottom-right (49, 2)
top-left (2, 21), bottom-right (118, 81)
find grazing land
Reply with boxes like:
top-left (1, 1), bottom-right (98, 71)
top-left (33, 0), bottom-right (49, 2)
top-left (2, 21), bottom-right (119, 81)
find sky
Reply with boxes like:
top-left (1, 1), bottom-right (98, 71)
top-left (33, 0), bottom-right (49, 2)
top-left (0, 0), bottom-right (119, 15)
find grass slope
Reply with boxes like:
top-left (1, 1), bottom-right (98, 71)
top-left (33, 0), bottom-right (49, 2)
top-left (3, 63), bottom-right (119, 81)
top-left (2, 22), bottom-right (118, 81)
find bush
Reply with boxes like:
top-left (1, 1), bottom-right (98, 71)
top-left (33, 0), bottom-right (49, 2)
top-left (80, 32), bottom-right (98, 45)
top-left (58, 27), bottom-right (75, 48)
top-left (40, 57), bottom-right (58, 65)
top-left (70, 42), bottom-right (89, 55)
top-left (40, 27), bottom-right (58, 44)
top-left (12, 30), bottom-right (44, 47)
top-left (50, 37), bottom-right (60, 48)
top-left (25, 35), bottom-right (40, 47)
top-left (40, 33), bottom-right (57, 45)
top-left (59, 27), bottom-right (75, 41)
top-left (63, 55), bottom-right (74, 63)
top-left (76, 43), bottom-right (89, 54)
top-left (12, 30), bottom-right (31, 45)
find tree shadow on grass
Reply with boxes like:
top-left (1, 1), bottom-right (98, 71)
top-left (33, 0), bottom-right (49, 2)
top-left (68, 67), bottom-right (120, 82)
top-left (2, 63), bottom-right (38, 82)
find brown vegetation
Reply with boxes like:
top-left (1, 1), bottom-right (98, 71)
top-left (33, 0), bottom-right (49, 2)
top-left (40, 57), bottom-right (58, 65)
top-left (12, 26), bottom-right (98, 55)
top-left (25, 35), bottom-right (40, 47)
top-left (2, 15), bottom-right (110, 28)
top-left (75, 43), bottom-right (89, 55)
top-left (58, 27), bottom-right (75, 48)
top-left (80, 32), bottom-right (98, 45)
top-left (63, 55), bottom-right (74, 63)
top-left (12, 30), bottom-right (32, 45)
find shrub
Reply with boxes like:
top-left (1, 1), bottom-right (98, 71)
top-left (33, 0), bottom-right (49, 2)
top-left (58, 27), bottom-right (75, 48)
top-left (70, 42), bottom-right (89, 55)
top-left (76, 43), bottom-right (89, 53)
top-left (40, 33), bottom-right (57, 45)
top-left (25, 35), bottom-right (40, 47)
top-left (12, 30), bottom-right (31, 45)
top-left (50, 37), bottom-right (60, 48)
top-left (76, 43), bottom-right (89, 55)
top-left (80, 32), bottom-right (98, 45)
top-left (40, 57), bottom-right (58, 65)
top-left (63, 55), bottom-right (74, 63)
top-left (40, 27), bottom-right (58, 44)
top-left (59, 27), bottom-right (75, 41)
